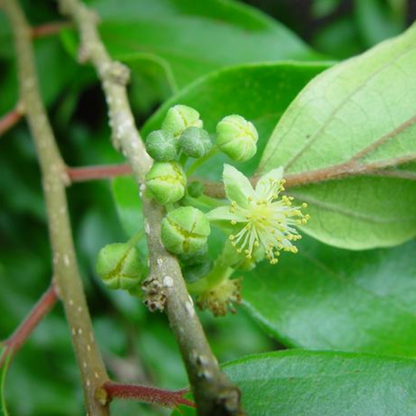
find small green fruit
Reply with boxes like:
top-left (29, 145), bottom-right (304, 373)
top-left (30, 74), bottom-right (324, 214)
top-left (96, 243), bottom-right (144, 290)
top-left (162, 105), bottom-right (203, 138)
top-left (145, 130), bottom-right (177, 161)
top-left (145, 161), bottom-right (186, 205)
top-left (161, 206), bottom-right (211, 255)
top-left (179, 127), bottom-right (212, 158)
top-left (216, 115), bottom-right (258, 162)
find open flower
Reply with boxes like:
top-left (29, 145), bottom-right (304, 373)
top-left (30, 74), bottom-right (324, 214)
top-left (207, 165), bottom-right (309, 264)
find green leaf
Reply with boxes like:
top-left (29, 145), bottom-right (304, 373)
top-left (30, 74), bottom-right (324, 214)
top-left (111, 177), bottom-right (147, 254)
top-left (173, 350), bottom-right (416, 416)
top-left (224, 351), bottom-right (416, 416)
top-left (243, 236), bottom-right (416, 357)
top-left (91, 0), bottom-right (322, 88)
top-left (354, 0), bottom-right (404, 47)
top-left (260, 25), bottom-right (416, 249)
top-left (143, 62), bottom-right (330, 177)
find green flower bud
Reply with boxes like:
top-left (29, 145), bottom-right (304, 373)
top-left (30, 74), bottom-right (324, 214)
top-left (145, 161), bottom-right (186, 205)
top-left (216, 115), bottom-right (258, 162)
top-left (162, 105), bottom-right (203, 138)
top-left (183, 260), bottom-right (213, 284)
top-left (179, 244), bottom-right (209, 266)
top-left (145, 130), bottom-right (177, 161)
top-left (161, 206), bottom-right (211, 255)
top-left (187, 181), bottom-right (205, 198)
top-left (96, 243), bottom-right (144, 290)
top-left (179, 127), bottom-right (212, 158)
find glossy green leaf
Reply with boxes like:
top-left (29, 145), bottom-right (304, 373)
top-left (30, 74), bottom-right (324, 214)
top-left (143, 62), bottom-right (330, 176)
top-left (173, 350), bottom-right (416, 416)
top-left (260, 25), bottom-right (416, 249)
top-left (224, 351), bottom-right (416, 416)
top-left (91, 0), bottom-right (322, 88)
top-left (243, 236), bottom-right (416, 357)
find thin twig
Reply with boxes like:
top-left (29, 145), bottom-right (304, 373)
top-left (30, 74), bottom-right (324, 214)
top-left (67, 163), bottom-right (132, 182)
top-left (201, 155), bottom-right (416, 199)
top-left (31, 21), bottom-right (72, 38)
top-left (2, 1), bottom-right (110, 414)
top-left (0, 103), bottom-right (24, 138)
top-left (0, 284), bottom-right (57, 369)
top-left (57, 0), bottom-right (243, 414)
top-left (104, 382), bottom-right (195, 409)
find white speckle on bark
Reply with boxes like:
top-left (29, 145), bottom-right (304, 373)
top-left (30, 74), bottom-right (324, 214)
top-left (63, 254), bottom-right (70, 267)
top-left (163, 275), bottom-right (173, 287)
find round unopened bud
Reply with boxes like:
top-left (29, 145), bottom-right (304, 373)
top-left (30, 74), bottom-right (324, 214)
top-left (162, 105), bottom-right (203, 138)
top-left (145, 161), bottom-right (186, 205)
top-left (187, 181), bottom-right (205, 198)
top-left (183, 261), bottom-right (213, 284)
top-left (216, 115), bottom-right (258, 162)
top-left (145, 130), bottom-right (177, 161)
top-left (179, 245), bottom-right (209, 266)
top-left (96, 243), bottom-right (144, 290)
top-left (161, 206), bottom-right (211, 255)
top-left (179, 127), bottom-right (212, 158)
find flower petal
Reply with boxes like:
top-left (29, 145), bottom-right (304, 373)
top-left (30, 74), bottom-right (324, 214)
top-left (223, 164), bottom-right (254, 208)
top-left (206, 206), bottom-right (244, 223)
top-left (255, 167), bottom-right (284, 199)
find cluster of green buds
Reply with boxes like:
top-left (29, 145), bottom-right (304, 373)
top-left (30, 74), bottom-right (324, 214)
top-left (96, 104), bottom-right (309, 317)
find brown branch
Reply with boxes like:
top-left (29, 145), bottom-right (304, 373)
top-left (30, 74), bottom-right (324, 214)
top-left (0, 103), bottom-right (24, 138)
top-left (67, 163), bottom-right (132, 183)
top-left (201, 154), bottom-right (416, 199)
top-left (0, 284), bottom-right (57, 369)
top-left (57, 0), bottom-right (243, 414)
top-left (2, 0), bottom-right (110, 414)
top-left (104, 382), bottom-right (195, 409)
top-left (31, 21), bottom-right (73, 38)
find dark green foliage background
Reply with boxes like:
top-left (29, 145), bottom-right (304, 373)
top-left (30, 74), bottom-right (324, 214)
top-left (0, 1), bottom-right (414, 415)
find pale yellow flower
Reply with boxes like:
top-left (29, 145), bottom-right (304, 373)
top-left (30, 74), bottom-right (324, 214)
top-left (207, 165), bottom-right (309, 264)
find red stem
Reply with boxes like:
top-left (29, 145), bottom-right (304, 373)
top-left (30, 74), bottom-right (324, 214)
top-left (104, 381), bottom-right (195, 409)
top-left (0, 105), bottom-right (23, 138)
top-left (0, 284), bottom-right (58, 368)
top-left (31, 21), bottom-right (73, 39)
top-left (67, 164), bottom-right (132, 183)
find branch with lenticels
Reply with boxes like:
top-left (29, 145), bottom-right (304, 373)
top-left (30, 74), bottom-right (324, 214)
top-left (56, 0), bottom-right (243, 414)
